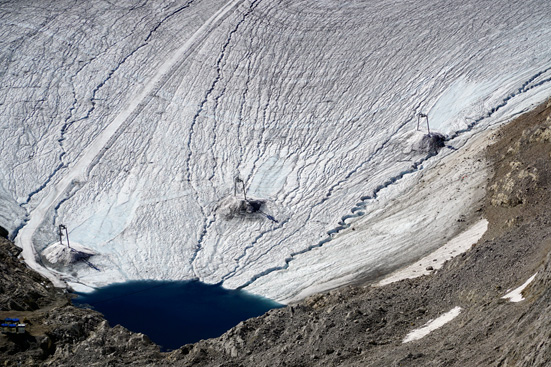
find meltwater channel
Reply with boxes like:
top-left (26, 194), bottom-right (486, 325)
top-left (72, 280), bottom-right (283, 350)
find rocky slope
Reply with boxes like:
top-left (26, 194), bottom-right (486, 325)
top-left (0, 237), bottom-right (162, 365)
top-left (1, 98), bottom-right (551, 366)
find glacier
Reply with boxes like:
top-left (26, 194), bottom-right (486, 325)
top-left (1, 0), bottom-right (551, 303)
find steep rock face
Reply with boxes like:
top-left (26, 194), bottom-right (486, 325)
top-left (0, 239), bottom-right (56, 311)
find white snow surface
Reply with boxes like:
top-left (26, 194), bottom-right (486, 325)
top-left (403, 306), bottom-right (462, 343)
top-left (1, 0), bottom-right (551, 302)
top-left (376, 219), bottom-right (488, 287)
top-left (502, 273), bottom-right (538, 303)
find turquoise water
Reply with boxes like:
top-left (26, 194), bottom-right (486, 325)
top-left (72, 280), bottom-right (283, 351)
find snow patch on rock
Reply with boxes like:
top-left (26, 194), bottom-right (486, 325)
top-left (403, 306), bottom-right (462, 343)
top-left (503, 273), bottom-right (537, 302)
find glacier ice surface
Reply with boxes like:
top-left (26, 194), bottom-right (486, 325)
top-left (1, 0), bottom-right (551, 302)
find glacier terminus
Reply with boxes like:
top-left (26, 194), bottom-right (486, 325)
top-left (1, 0), bottom-right (551, 303)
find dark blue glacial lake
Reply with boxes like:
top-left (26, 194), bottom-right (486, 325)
top-left (72, 280), bottom-right (283, 351)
